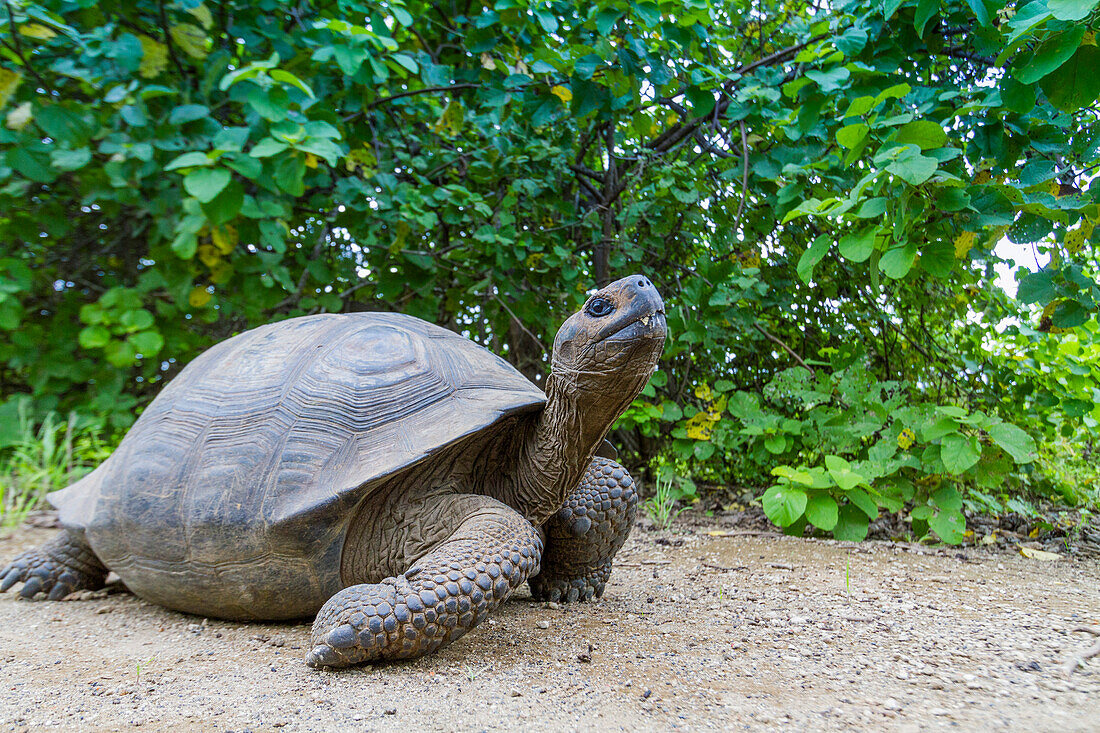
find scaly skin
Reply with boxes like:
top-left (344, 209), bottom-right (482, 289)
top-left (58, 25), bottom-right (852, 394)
top-left (529, 456), bottom-right (638, 602)
top-left (0, 531), bottom-right (107, 600)
top-left (306, 495), bottom-right (541, 668)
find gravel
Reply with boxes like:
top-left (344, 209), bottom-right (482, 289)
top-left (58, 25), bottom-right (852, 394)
top-left (2, 519), bottom-right (1099, 731)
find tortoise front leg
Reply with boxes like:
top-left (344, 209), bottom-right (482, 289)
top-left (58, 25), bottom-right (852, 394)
top-left (0, 531), bottom-right (108, 600)
top-left (528, 456), bottom-right (638, 602)
top-left (306, 495), bottom-right (541, 668)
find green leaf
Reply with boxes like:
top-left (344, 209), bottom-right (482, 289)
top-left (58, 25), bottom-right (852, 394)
top-left (846, 488), bottom-right (878, 520)
top-left (535, 9), bottom-right (559, 32)
top-left (838, 226), bottom-right (876, 263)
top-left (940, 433), bottom-right (980, 474)
top-left (879, 243), bottom-right (917, 279)
top-left (129, 330), bottom-right (164, 356)
top-left (764, 433), bottom-right (787, 454)
top-left (886, 151), bottom-right (938, 185)
top-left (894, 120), bottom-right (948, 150)
top-left (1015, 26), bottom-right (1086, 84)
top-left (928, 510), bottom-right (966, 544)
top-left (200, 180), bottom-right (244, 225)
top-left (165, 152), bottom-right (212, 170)
top-left (168, 104), bottom-right (209, 125)
top-left (183, 168), bottom-right (231, 203)
top-left (78, 325), bottom-right (110, 349)
top-left (833, 503), bottom-right (869, 541)
top-left (250, 138), bottom-right (289, 158)
top-left (988, 423), bottom-right (1038, 464)
top-left (796, 234), bottom-right (831, 283)
top-left (246, 85), bottom-right (289, 121)
top-left (914, 0), bottom-right (938, 36)
top-left (50, 148), bottom-right (92, 171)
top-left (1048, 0), bottom-right (1100, 20)
top-left (932, 485), bottom-right (963, 512)
top-left (119, 309), bottom-right (154, 331)
top-left (1016, 271), bottom-right (1056, 304)
top-left (1040, 45), bottom-right (1100, 112)
top-left (762, 485), bottom-right (808, 527)
top-left (836, 123), bottom-right (868, 149)
top-left (270, 69), bottom-right (315, 98)
top-left (920, 241), bottom-right (954, 278)
top-left (805, 493), bottom-right (838, 530)
top-left (274, 155), bottom-right (306, 196)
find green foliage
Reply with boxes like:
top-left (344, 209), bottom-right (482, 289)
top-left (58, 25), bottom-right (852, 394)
top-left (0, 0), bottom-right (1098, 536)
top-left (0, 404), bottom-right (112, 528)
top-left (643, 471), bottom-right (695, 531)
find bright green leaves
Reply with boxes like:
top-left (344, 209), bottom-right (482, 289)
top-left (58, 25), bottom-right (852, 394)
top-left (805, 493), bottom-right (838, 531)
top-left (78, 289), bottom-right (164, 367)
top-left (1048, 0), bottom-right (1100, 21)
top-left (940, 433), bottom-right (981, 474)
top-left (894, 120), bottom-right (948, 150)
top-left (183, 168), bottom-right (231, 202)
top-left (839, 227), bottom-right (876, 263)
top-left (1040, 45), bottom-right (1100, 112)
top-left (884, 146), bottom-right (938, 186)
top-left (762, 484), bottom-right (808, 527)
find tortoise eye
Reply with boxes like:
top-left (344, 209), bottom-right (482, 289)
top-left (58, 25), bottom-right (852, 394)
top-left (586, 297), bottom-right (614, 317)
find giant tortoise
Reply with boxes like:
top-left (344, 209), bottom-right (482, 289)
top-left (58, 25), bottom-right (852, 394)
top-left (1, 275), bottom-right (666, 667)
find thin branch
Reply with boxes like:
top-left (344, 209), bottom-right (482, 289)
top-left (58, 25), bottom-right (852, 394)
top-left (366, 82), bottom-right (479, 110)
top-left (3, 1), bottom-right (52, 90)
top-left (732, 121), bottom-right (750, 230)
top-left (1064, 625), bottom-right (1100, 677)
top-left (753, 323), bottom-right (814, 376)
top-left (492, 294), bottom-right (548, 357)
top-left (156, 0), bottom-right (189, 81)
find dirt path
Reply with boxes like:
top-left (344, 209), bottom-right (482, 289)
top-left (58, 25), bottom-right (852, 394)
top-left (2, 519), bottom-right (1098, 732)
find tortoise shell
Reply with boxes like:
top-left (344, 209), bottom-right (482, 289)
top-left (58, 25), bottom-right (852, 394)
top-left (49, 313), bottom-right (545, 619)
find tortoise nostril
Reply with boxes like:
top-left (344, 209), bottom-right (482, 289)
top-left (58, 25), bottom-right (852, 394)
top-left (637, 278), bottom-right (648, 288)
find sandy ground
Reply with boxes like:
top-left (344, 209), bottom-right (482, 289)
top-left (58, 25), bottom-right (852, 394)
top-left (1, 517), bottom-right (1098, 732)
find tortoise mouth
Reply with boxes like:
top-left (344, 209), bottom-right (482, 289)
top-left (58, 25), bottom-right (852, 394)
top-left (600, 309), bottom-right (667, 343)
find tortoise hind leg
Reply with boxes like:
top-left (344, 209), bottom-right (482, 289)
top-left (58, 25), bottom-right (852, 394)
top-left (529, 456), bottom-right (638, 602)
top-left (306, 495), bottom-right (541, 668)
top-left (1, 530), bottom-right (108, 600)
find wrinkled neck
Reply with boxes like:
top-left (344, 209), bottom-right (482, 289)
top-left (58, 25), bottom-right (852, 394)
top-left (497, 367), bottom-right (644, 525)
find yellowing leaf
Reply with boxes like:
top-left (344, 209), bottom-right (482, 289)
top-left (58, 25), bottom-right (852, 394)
top-left (188, 286), bottom-right (213, 307)
top-left (197, 243), bottom-right (221, 268)
top-left (1019, 547), bottom-right (1062, 561)
top-left (5, 101), bottom-right (32, 131)
top-left (0, 69), bottom-right (21, 109)
top-left (138, 35), bottom-right (168, 79)
top-left (897, 428), bottom-right (916, 450)
top-left (211, 224), bottom-right (237, 254)
top-left (550, 85), bottom-right (573, 103)
top-left (187, 3), bottom-right (214, 29)
top-left (694, 383), bottom-right (713, 401)
top-left (1065, 219), bottom-right (1094, 254)
top-left (19, 23), bottom-right (56, 39)
top-left (972, 170), bottom-right (991, 184)
top-left (480, 53), bottom-right (497, 70)
top-left (954, 231), bottom-right (975, 258)
top-left (1084, 30), bottom-right (1097, 46)
top-left (304, 153), bottom-right (319, 169)
top-left (170, 23), bottom-right (208, 60)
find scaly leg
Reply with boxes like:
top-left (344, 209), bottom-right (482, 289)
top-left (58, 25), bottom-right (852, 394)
top-left (529, 456), bottom-right (638, 602)
top-left (1, 531), bottom-right (108, 600)
top-left (306, 494), bottom-right (541, 668)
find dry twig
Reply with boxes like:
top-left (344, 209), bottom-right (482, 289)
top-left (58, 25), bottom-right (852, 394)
top-left (1063, 625), bottom-right (1100, 677)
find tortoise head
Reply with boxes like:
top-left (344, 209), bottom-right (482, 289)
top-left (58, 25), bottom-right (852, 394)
top-left (550, 275), bottom-right (667, 397)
